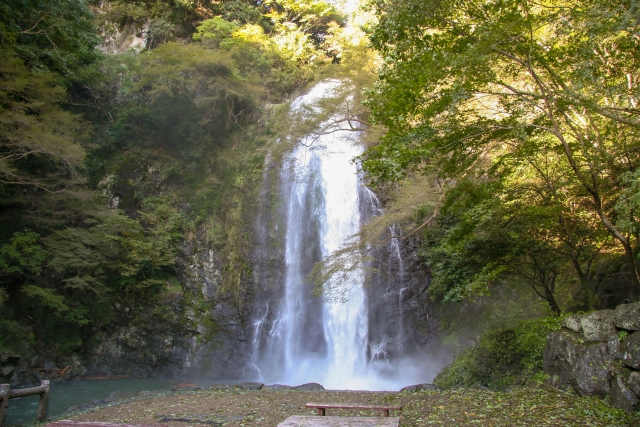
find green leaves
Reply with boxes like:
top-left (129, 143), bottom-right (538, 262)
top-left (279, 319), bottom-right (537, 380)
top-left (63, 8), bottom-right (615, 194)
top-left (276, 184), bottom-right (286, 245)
top-left (193, 17), bottom-right (240, 47)
top-left (0, 0), bottom-right (99, 76)
top-left (434, 316), bottom-right (563, 389)
top-left (22, 284), bottom-right (69, 314)
top-left (0, 229), bottom-right (46, 275)
top-left (0, 49), bottom-right (88, 193)
top-left (365, 0), bottom-right (640, 305)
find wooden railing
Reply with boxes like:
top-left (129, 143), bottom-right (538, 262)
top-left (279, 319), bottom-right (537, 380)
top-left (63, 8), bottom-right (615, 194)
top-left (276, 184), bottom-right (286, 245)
top-left (0, 380), bottom-right (50, 427)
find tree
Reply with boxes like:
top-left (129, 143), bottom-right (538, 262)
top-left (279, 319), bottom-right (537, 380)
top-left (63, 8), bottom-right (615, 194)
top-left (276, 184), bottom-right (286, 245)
top-left (0, 49), bottom-right (88, 194)
top-left (364, 0), bottom-right (640, 294)
top-left (0, 0), bottom-right (98, 76)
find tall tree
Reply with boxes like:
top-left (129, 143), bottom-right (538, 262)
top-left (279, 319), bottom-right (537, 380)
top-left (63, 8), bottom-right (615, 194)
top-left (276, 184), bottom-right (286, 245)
top-left (364, 0), bottom-right (640, 293)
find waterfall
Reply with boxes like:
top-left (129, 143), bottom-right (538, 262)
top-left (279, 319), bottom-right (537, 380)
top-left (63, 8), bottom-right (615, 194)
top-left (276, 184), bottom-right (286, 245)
top-left (389, 225), bottom-right (406, 351)
top-left (250, 80), bottom-right (428, 390)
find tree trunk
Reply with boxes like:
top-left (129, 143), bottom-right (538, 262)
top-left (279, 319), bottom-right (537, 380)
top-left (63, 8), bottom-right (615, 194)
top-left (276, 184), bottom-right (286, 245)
top-left (544, 286), bottom-right (562, 315)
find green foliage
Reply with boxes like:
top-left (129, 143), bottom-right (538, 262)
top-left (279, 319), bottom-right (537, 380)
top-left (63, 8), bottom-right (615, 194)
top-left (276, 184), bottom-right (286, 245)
top-left (0, 0), bottom-right (99, 76)
top-left (434, 316), bottom-right (563, 389)
top-left (94, 0), bottom-right (198, 32)
top-left (22, 284), bottom-right (69, 314)
top-left (207, 0), bottom-right (266, 27)
top-left (263, 0), bottom-right (345, 46)
top-left (364, 0), bottom-right (640, 307)
top-left (147, 18), bottom-right (174, 49)
top-left (0, 229), bottom-right (46, 275)
top-left (193, 17), bottom-right (239, 47)
top-left (0, 319), bottom-right (34, 356)
top-left (0, 49), bottom-right (88, 194)
top-left (0, 0), bottom-right (348, 364)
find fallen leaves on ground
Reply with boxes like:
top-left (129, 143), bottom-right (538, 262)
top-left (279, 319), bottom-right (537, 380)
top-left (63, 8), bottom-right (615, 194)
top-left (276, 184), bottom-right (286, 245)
top-left (64, 385), bottom-right (639, 427)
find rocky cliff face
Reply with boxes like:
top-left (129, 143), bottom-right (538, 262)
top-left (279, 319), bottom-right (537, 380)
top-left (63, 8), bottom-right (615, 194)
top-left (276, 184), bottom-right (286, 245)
top-left (85, 234), bottom-right (254, 381)
top-left (544, 302), bottom-right (640, 411)
top-left (0, 231), bottom-right (254, 386)
top-left (366, 233), bottom-right (437, 364)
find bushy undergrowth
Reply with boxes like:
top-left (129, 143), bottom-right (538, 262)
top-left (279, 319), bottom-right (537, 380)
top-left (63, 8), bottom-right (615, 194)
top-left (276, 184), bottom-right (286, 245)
top-left (434, 316), bottom-right (563, 389)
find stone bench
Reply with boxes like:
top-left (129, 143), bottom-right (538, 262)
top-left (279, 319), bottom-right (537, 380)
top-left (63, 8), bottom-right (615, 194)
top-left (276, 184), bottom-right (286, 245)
top-left (278, 415), bottom-right (400, 427)
top-left (304, 403), bottom-right (403, 417)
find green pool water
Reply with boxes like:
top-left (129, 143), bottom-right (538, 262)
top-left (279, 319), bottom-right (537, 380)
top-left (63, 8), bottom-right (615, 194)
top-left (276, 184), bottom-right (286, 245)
top-left (6, 377), bottom-right (174, 426)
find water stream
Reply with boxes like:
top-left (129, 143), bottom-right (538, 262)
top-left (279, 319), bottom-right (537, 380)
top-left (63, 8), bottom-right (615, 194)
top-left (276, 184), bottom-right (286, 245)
top-left (251, 80), bottom-right (407, 390)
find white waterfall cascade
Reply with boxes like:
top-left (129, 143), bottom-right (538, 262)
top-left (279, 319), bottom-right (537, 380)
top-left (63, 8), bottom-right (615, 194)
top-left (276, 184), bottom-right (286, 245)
top-left (259, 80), bottom-right (397, 390)
top-left (249, 80), bottom-right (439, 390)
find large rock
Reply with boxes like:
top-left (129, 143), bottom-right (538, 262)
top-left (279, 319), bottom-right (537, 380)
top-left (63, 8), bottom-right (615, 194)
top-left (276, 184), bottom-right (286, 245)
top-left (562, 316), bottom-right (583, 333)
top-left (233, 382), bottom-right (263, 390)
top-left (263, 384), bottom-right (293, 390)
top-left (546, 304), bottom-right (640, 412)
top-left (607, 334), bottom-right (622, 361)
top-left (400, 383), bottom-right (441, 392)
top-left (614, 302), bottom-right (640, 331)
top-left (570, 343), bottom-right (612, 397)
top-left (292, 382), bottom-right (325, 390)
top-left (610, 367), bottom-right (640, 412)
top-left (544, 329), bottom-right (584, 389)
top-left (629, 371), bottom-right (640, 397)
top-left (0, 365), bottom-right (15, 377)
top-left (579, 310), bottom-right (617, 342)
top-left (622, 332), bottom-right (640, 370)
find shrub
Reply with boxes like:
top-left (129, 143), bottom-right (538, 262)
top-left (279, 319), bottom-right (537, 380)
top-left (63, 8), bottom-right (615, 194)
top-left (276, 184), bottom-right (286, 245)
top-left (434, 316), bottom-right (562, 389)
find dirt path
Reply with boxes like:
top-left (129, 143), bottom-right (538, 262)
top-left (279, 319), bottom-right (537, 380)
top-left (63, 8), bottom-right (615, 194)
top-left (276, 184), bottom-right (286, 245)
top-left (64, 386), bottom-right (638, 427)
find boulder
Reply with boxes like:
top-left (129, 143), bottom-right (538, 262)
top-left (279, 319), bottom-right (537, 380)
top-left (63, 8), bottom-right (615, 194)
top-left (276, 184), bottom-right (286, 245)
top-left (607, 334), bottom-right (622, 361)
top-left (292, 382), bottom-right (325, 390)
top-left (263, 384), bottom-right (293, 390)
top-left (579, 310), bottom-right (617, 342)
top-left (0, 366), bottom-right (15, 377)
top-left (544, 329), bottom-right (584, 388)
top-left (570, 343), bottom-right (612, 397)
top-left (233, 381), bottom-right (263, 390)
top-left (43, 361), bottom-right (58, 370)
top-left (622, 332), bottom-right (640, 370)
top-left (562, 316), bottom-right (583, 333)
top-left (614, 302), bottom-right (640, 331)
top-left (546, 304), bottom-right (640, 412)
top-left (629, 371), bottom-right (640, 397)
top-left (400, 383), bottom-right (441, 392)
top-left (610, 367), bottom-right (640, 412)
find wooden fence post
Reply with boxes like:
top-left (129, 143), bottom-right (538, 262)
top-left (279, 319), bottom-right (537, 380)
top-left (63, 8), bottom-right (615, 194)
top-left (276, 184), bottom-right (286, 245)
top-left (0, 384), bottom-right (10, 427)
top-left (37, 380), bottom-right (50, 422)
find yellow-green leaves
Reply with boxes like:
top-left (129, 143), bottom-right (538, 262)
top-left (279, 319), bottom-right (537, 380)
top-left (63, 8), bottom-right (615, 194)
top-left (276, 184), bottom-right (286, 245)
top-left (0, 49), bottom-right (88, 192)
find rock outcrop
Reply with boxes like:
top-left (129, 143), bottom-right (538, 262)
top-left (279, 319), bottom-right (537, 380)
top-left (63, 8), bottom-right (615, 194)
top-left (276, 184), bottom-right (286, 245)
top-left (366, 233), bottom-right (437, 364)
top-left (544, 302), bottom-right (640, 411)
top-left (84, 232), bottom-right (252, 381)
